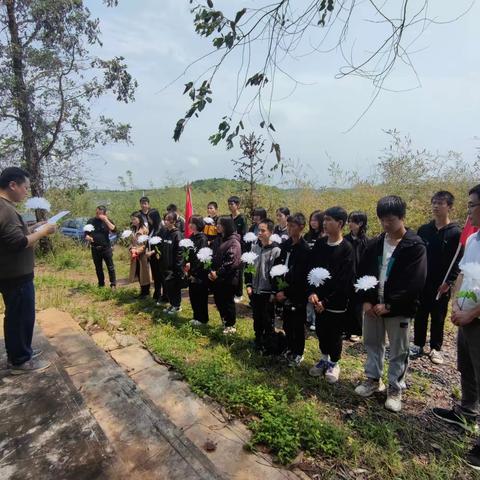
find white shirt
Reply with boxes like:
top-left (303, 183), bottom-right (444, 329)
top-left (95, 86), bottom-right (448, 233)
top-left (458, 232), bottom-right (480, 310)
top-left (378, 236), bottom-right (397, 303)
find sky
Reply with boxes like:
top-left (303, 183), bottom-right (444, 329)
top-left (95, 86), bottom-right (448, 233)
top-left (84, 0), bottom-right (480, 190)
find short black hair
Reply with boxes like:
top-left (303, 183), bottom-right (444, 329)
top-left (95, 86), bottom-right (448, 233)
top-left (227, 196), bottom-right (240, 205)
top-left (96, 205), bottom-right (107, 214)
top-left (208, 201), bottom-right (218, 209)
top-left (324, 206), bottom-right (348, 227)
top-left (287, 212), bottom-right (306, 227)
top-left (348, 211), bottom-right (368, 236)
top-left (139, 196), bottom-right (150, 204)
top-left (166, 203), bottom-right (177, 212)
top-left (0, 167), bottom-right (30, 189)
top-left (253, 207), bottom-right (267, 220)
top-left (259, 218), bottom-right (274, 232)
top-left (189, 215), bottom-right (205, 232)
top-left (469, 185), bottom-right (480, 200)
top-left (276, 207), bottom-right (290, 216)
top-left (376, 195), bottom-right (406, 219)
top-left (432, 190), bottom-right (454, 207)
top-left (218, 215), bottom-right (235, 237)
top-left (165, 211), bottom-right (178, 222)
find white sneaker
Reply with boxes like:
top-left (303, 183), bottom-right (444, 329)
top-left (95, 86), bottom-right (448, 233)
top-left (288, 355), bottom-right (304, 367)
top-left (385, 389), bottom-right (402, 412)
top-left (163, 307), bottom-right (172, 313)
top-left (234, 296), bottom-right (243, 304)
top-left (309, 359), bottom-right (327, 377)
top-left (355, 378), bottom-right (386, 397)
top-left (309, 323), bottom-right (316, 331)
top-left (349, 335), bottom-right (361, 343)
top-left (223, 326), bottom-right (237, 335)
top-left (167, 307), bottom-right (182, 315)
top-left (190, 319), bottom-right (203, 326)
top-left (325, 363), bottom-right (340, 384)
top-left (429, 349), bottom-right (444, 365)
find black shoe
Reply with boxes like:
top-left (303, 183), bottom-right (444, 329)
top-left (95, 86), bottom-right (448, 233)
top-left (432, 407), bottom-right (479, 432)
top-left (466, 445), bottom-right (480, 471)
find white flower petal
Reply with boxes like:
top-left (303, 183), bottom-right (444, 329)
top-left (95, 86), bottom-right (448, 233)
top-left (137, 234), bottom-right (149, 244)
top-left (179, 238), bottom-right (195, 249)
top-left (197, 247), bottom-right (213, 262)
top-left (243, 232), bottom-right (257, 243)
top-left (83, 224), bottom-right (95, 232)
top-left (270, 264), bottom-right (289, 277)
top-left (241, 251), bottom-right (258, 265)
top-left (121, 229), bottom-right (132, 239)
top-left (25, 197), bottom-right (51, 211)
top-left (149, 236), bottom-right (162, 245)
top-left (307, 267), bottom-right (331, 287)
top-left (354, 275), bottom-right (379, 292)
top-left (270, 234), bottom-right (282, 244)
top-left (203, 217), bottom-right (214, 225)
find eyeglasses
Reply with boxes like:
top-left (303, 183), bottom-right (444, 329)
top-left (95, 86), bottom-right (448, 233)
top-left (467, 202), bottom-right (480, 209)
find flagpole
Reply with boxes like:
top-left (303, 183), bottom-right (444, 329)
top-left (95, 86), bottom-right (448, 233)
top-left (435, 242), bottom-right (462, 301)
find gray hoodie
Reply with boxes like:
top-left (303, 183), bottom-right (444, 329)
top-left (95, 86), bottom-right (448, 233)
top-left (244, 241), bottom-right (281, 294)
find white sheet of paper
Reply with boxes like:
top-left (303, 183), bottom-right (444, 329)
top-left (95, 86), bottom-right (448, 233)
top-left (34, 210), bottom-right (70, 231)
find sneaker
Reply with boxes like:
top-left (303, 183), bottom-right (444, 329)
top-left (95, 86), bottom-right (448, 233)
top-left (466, 445), bottom-right (480, 471)
top-left (325, 362), bottom-right (340, 384)
top-left (429, 349), bottom-right (444, 365)
top-left (156, 301), bottom-right (168, 307)
top-left (288, 355), bottom-right (304, 367)
top-left (309, 359), bottom-right (328, 377)
top-left (432, 407), bottom-right (479, 432)
top-left (282, 349), bottom-right (292, 361)
top-left (10, 358), bottom-right (51, 375)
top-left (385, 388), bottom-right (402, 412)
top-left (355, 378), bottom-right (386, 397)
top-left (167, 307), bottom-right (182, 315)
top-left (234, 296), bottom-right (243, 304)
top-left (223, 326), bottom-right (237, 335)
top-left (409, 345), bottom-right (424, 358)
top-left (190, 319), bottom-right (203, 326)
top-left (7, 349), bottom-right (43, 368)
top-left (349, 335), bottom-right (361, 343)
top-left (309, 323), bottom-right (316, 332)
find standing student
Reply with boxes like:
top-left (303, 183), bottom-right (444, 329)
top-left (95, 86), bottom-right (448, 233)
top-left (249, 207), bottom-right (267, 235)
top-left (160, 212), bottom-right (184, 314)
top-left (204, 201), bottom-right (219, 244)
top-left (412, 191), bottom-right (462, 365)
top-left (128, 212), bottom-right (151, 298)
top-left (139, 196), bottom-right (151, 229)
top-left (344, 211), bottom-right (369, 342)
top-left (0, 167), bottom-right (56, 374)
top-left (308, 207), bottom-right (354, 384)
top-left (146, 209), bottom-right (166, 304)
top-left (85, 205), bottom-right (117, 289)
top-left (274, 207), bottom-right (290, 238)
top-left (185, 216), bottom-right (210, 325)
top-left (355, 196), bottom-right (426, 412)
top-left (245, 219), bottom-right (281, 349)
top-left (274, 213), bottom-right (310, 367)
top-left (209, 216), bottom-right (242, 334)
top-left (167, 204), bottom-right (185, 234)
top-left (228, 196), bottom-right (247, 302)
top-left (432, 184), bottom-right (480, 471)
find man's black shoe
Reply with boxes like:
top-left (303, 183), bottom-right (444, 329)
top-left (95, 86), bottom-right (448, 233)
top-left (432, 407), bottom-right (478, 433)
top-left (466, 445), bottom-right (480, 471)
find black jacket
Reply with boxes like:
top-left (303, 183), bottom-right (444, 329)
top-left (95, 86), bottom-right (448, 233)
top-left (212, 233), bottom-right (242, 285)
top-left (344, 233), bottom-right (369, 277)
top-left (159, 227), bottom-right (183, 278)
top-left (86, 217), bottom-right (115, 247)
top-left (304, 230), bottom-right (322, 249)
top-left (357, 229), bottom-right (427, 317)
top-left (273, 237), bottom-right (311, 306)
top-left (188, 232), bottom-right (209, 283)
top-left (417, 220), bottom-right (462, 289)
top-left (307, 237), bottom-right (354, 311)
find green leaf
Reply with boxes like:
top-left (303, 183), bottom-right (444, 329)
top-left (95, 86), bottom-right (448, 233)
top-left (234, 8), bottom-right (247, 24)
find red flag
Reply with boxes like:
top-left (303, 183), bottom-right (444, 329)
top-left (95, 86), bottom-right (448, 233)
top-left (460, 217), bottom-right (479, 246)
top-left (184, 183), bottom-right (193, 238)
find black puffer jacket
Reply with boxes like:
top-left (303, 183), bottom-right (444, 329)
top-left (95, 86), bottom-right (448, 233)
top-left (212, 233), bottom-right (242, 285)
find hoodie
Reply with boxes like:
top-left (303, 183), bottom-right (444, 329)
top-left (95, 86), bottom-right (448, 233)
top-left (357, 229), bottom-right (427, 318)
top-left (244, 241), bottom-right (281, 294)
top-left (212, 232), bottom-right (242, 285)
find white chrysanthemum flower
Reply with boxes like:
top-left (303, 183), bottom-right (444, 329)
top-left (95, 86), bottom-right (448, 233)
top-left (83, 224), bottom-right (95, 232)
top-left (149, 236), bottom-right (162, 245)
top-left (270, 234), bottom-right (282, 244)
top-left (270, 264), bottom-right (289, 278)
top-left (121, 229), bottom-right (132, 239)
top-left (281, 234), bottom-right (289, 241)
top-left (354, 275), bottom-right (379, 292)
top-left (203, 217), bottom-right (214, 225)
top-left (243, 232), bottom-right (257, 243)
top-left (137, 234), bottom-right (149, 244)
top-left (25, 197), bottom-right (51, 211)
top-left (179, 238), bottom-right (195, 249)
top-left (461, 262), bottom-right (480, 281)
top-left (241, 251), bottom-right (258, 265)
top-left (307, 267), bottom-right (331, 287)
top-left (197, 247), bottom-right (213, 262)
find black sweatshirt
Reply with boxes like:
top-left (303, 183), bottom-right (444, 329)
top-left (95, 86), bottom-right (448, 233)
top-left (86, 217), bottom-right (115, 247)
top-left (357, 229), bottom-right (427, 318)
top-left (273, 237), bottom-right (311, 306)
top-left (344, 233), bottom-right (369, 277)
top-left (188, 232), bottom-right (209, 282)
top-left (417, 220), bottom-right (462, 289)
top-left (159, 227), bottom-right (183, 279)
top-left (307, 237), bottom-right (354, 311)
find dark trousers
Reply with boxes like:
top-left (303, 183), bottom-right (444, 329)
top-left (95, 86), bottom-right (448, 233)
top-left (189, 281), bottom-right (209, 323)
top-left (345, 298), bottom-right (363, 337)
top-left (213, 283), bottom-right (236, 327)
top-left (149, 256), bottom-right (164, 301)
top-left (235, 265), bottom-right (244, 297)
top-left (458, 320), bottom-right (480, 420)
top-left (165, 276), bottom-right (182, 308)
top-left (1, 280), bottom-right (35, 366)
top-left (251, 293), bottom-right (274, 343)
top-left (91, 246), bottom-right (116, 287)
top-left (283, 304), bottom-right (306, 356)
top-left (315, 310), bottom-right (345, 363)
top-left (414, 289), bottom-right (449, 350)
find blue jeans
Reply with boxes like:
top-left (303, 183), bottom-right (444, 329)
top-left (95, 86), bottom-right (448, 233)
top-left (1, 280), bottom-right (35, 365)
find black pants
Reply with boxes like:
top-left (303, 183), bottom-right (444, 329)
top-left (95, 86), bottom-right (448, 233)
top-left (315, 310), bottom-right (345, 363)
top-left (235, 265), bottom-right (244, 298)
top-left (213, 283), bottom-right (236, 327)
top-left (189, 281), bottom-right (209, 323)
top-left (251, 293), bottom-right (274, 343)
top-left (91, 246), bottom-right (116, 287)
top-left (414, 289), bottom-right (449, 350)
top-left (149, 255), bottom-right (165, 301)
top-left (165, 275), bottom-right (182, 308)
top-left (345, 298), bottom-right (363, 337)
top-left (1, 280), bottom-right (35, 365)
top-left (283, 304), bottom-right (306, 357)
